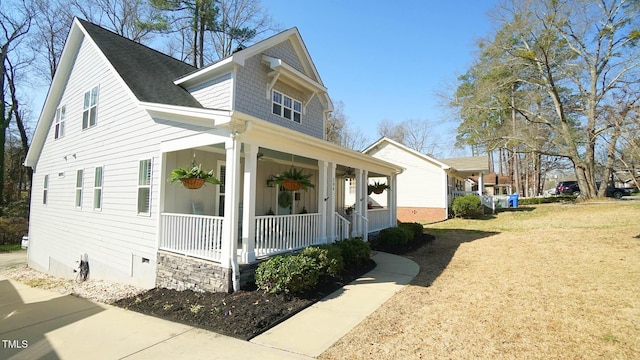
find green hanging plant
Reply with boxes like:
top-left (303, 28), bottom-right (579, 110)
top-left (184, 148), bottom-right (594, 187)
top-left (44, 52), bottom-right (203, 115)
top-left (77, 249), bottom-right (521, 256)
top-left (272, 167), bottom-right (315, 191)
top-left (169, 161), bottom-right (220, 189)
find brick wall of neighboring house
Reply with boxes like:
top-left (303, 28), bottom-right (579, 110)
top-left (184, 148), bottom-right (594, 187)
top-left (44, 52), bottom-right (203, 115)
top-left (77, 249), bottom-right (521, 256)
top-left (397, 207), bottom-right (446, 224)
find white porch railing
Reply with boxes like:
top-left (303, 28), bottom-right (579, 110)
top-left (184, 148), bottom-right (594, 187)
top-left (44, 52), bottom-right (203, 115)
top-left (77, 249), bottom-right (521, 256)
top-left (368, 208), bottom-right (391, 232)
top-left (335, 213), bottom-right (350, 241)
top-left (255, 213), bottom-right (322, 258)
top-left (159, 213), bottom-right (224, 262)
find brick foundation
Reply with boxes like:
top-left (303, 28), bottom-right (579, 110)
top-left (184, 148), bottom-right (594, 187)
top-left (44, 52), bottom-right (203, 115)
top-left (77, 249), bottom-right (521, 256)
top-left (397, 207), bottom-right (446, 224)
top-left (156, 251), bottom-right (233, 293)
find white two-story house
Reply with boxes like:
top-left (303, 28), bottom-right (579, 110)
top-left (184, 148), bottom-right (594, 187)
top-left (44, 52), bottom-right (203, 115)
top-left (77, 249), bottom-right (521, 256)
top-left (24, 19), bottom-right (403, 293)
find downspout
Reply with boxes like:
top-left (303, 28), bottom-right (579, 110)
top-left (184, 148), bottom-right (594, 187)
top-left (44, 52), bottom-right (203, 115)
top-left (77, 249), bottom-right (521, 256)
top-left (229, 120), bottom-right (252, 292)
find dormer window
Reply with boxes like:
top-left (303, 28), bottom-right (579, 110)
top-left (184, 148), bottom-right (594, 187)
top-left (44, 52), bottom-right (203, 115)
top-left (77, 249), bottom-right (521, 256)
top-left (272, 90), bottom-right (301, 123)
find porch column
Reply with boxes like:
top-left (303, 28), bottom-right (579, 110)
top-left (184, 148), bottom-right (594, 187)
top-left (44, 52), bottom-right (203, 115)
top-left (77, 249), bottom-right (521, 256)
top-left (241, 143), bottom-right (257, 263)
top-left (389, 173), bottom-right (398, 227)
top-left (327, 163), bottom-right (337, 242)
top-left (221, 137), bottom-right (241, 271)
top-left (318, 160), bottom-right (328, 243)
top-left (352, 169), bottom-right (362, 237)
top-left (478, 172), bottom-right (484, 196)
top-left (362, 170), bottom-right (368, 242)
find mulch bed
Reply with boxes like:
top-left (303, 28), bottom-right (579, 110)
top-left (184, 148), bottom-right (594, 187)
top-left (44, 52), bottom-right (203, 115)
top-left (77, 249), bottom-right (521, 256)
top-left (115, 233), bottom-right (434, 340)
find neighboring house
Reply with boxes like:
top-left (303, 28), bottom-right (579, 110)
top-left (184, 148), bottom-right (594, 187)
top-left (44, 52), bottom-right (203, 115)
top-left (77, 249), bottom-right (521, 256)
top-left (359, 138), bottom-right (488, 223)
top-left (468, 173), bottom-right (513, 195)
top-left (24, 19), bottom-right (403, 293)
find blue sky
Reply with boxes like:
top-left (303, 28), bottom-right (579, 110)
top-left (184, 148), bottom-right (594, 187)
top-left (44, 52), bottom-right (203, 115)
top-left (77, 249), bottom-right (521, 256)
top-left (266, 0), bottom-right (496, 156)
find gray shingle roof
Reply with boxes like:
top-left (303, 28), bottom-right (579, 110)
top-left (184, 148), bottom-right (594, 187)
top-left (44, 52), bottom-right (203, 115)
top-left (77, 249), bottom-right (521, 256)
top-left (78, 19), bottom-right (202, 108)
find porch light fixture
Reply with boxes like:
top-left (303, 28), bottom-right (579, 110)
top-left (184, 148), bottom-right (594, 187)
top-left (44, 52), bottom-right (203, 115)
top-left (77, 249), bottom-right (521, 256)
top-left (267, 175), bottom-right (275, 187)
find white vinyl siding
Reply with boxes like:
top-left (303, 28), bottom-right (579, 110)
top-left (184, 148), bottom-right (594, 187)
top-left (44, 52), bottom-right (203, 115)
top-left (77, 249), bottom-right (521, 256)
top-left (55, 106), bottom-right (66, 139)
top-left (94, 166), bottom-right (103, 210)
top-left (137, 159), bottom-right (152, 214)
top-left (82, 86), bottom-right (99, 129)
top-left (75, 169), bottom-right (83, 208)
top-left (43, 175), bottom-right (49, 205)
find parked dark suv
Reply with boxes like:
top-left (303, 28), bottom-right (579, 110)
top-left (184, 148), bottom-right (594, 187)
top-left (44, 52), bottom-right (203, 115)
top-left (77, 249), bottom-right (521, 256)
top-left (555, 180), bottom-right (631, 199)
top-left (555, 181), bottom-right (580, 195)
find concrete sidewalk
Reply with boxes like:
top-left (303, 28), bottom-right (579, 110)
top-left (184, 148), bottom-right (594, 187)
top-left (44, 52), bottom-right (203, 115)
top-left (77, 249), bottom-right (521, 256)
top-left (0, 252), bottom-right (418, 359)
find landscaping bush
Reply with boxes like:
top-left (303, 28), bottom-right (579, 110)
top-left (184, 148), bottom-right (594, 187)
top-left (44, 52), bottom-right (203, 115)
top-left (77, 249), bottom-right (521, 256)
top-left (255, 254), bottom-right (320, 294)
top-left (398, 222), bottom-right (423, 240)
top-left (0, 217), bottom-right (28, 245)
top-left (517, 196), bottom-right (576, 205)
top-left (301, 245), bottom-right (344, 277)
top-left (376, 226), bottom-right (409, 247)
top-left (452, 195), bottom-right (483, 218)
top-left (333, 238), bottom-right (371, 266)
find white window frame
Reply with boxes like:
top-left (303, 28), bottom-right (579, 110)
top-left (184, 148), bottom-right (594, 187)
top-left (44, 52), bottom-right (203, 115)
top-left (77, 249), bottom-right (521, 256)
top-left (94, 166), bottom-right (104, 210)
top-left (43, 174), bottom-right (49, 205)
top-left (82, 86), bottom-right (99, 129)
top-left (137, 159), bottom-right (152, 215)
top-left (272, 90), bottom-right (302, 123)
top-left (217, 161), bottom-right (226, 216)
top-left (75, 169), bottom-right (83, 208)
top-left (55, 105), bottom-right (66, 139)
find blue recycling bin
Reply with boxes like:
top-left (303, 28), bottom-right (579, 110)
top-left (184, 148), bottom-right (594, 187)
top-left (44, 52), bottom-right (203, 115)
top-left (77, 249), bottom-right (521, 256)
top-left (508, 194), bottom-right (519, 208)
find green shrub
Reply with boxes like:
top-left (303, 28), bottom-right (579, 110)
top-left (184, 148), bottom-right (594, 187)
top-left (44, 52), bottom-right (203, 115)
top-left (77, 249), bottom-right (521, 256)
top-left (301, 245), bottom-right (344, 277)
top-left (452, 195), bottom-right (483, 218)
top-left (398, 222), bottom-right (423, 240)
top-left (255, 254), bottom-right (320, 294)
top-left (377, 227), bottom-right (409, 247)
top-left (333, 238), bottom-right (371, 266)
top-left (517, 196), bottom-right (576, 205)
top-left (0, 217), bottom-right (28, 244)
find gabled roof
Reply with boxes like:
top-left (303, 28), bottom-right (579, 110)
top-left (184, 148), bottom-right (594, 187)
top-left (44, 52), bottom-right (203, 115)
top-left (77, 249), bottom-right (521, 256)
top-left (77, 19), bottom-right (201, 108)
top-left (363, 137), bottom-right (451, 170)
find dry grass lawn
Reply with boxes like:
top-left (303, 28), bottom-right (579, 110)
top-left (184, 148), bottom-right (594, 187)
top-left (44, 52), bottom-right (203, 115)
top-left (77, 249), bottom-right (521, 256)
top-left (320, 201), bottom-right (640, 359)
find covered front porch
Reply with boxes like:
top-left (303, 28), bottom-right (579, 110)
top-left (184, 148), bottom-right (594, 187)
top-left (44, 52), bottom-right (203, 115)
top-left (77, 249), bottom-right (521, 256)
top-left (155, 118), bottom-right (401, 292)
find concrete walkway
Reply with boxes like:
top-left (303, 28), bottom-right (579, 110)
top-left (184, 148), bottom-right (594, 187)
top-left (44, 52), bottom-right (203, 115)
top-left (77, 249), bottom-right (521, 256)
top-left (0, 251), bottom-right (418, 359)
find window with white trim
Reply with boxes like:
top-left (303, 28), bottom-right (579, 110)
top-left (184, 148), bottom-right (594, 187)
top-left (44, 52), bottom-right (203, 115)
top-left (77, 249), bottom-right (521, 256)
top-left (217, 162), bottom-right (226, 216)
top-left (137, 159), bottom-right (152, 214)
top-left (272, 90), bottom-right (302, 123)
top-left (94, 166), bottom-right (103, 210)
top-left (82, 86), bottom-right (99, 129)
top-left (43, 175), bottom-right (49, 205)
top-left (75, 169), bottom-right (83, 208)
top-left (55, 106), bottom-right (66, 139)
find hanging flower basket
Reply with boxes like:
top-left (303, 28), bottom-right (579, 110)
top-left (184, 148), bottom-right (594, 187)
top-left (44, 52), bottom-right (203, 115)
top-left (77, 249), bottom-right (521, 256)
top-left (169, 161), bottom-right (220, 190)
top-left (368, 181), bottom-right (390, 195)
top-left (281, 179), bottom-right (302, 191)
top-left (272, 167), bottom-right (315, 191)
top-left (180, 178), bottom-right (206, 189)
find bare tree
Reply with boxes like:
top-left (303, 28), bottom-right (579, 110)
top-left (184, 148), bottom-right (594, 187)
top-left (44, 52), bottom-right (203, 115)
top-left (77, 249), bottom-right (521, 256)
top-left (377, 118), bottom-right (439, 155)
top-left (453, 0), bottom-right (640, 199)
top-left (1, 0), bottom-right (33, 212)
top-left (31, 0), bottom-right (73, 80)
top-left (325, 101), bottom-right (370, 151)
top-left (210, 0), bottom-right (279, 58)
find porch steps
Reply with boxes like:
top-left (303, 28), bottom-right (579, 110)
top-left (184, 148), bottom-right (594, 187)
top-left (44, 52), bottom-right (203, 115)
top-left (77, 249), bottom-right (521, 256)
top-left (250, 252), bottom-right (419, 358)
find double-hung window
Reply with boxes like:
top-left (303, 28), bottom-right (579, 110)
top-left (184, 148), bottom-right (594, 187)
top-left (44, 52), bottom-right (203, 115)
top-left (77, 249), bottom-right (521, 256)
top-left (272, 90), bottom-right (302, 123)
top-left (55, 106), bottom-right (66, 138)
top-left (94, 166), bottom-right (103, 210)
top-left (83, 86), bottom-right (99, 129)
top-left (75, 169), bottom-right (83, 208)
top-left (137, 159), bottom-right (152, 214)
top-left (43, 175), bottom-right (49, 205)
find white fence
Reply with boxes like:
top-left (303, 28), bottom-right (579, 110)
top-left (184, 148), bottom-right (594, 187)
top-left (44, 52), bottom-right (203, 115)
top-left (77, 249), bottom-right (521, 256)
top-left (255, 213), bottom-right (323, 257)
top-left (159, 213), bottom-right (224, 262)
